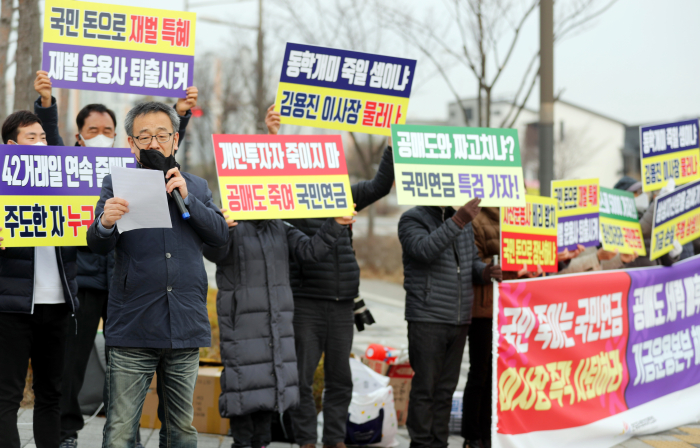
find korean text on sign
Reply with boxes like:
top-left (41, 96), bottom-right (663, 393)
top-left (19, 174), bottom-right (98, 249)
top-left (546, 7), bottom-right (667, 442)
top-left (639, 119), bottom-right (700, 192)
top-left (551, 178), bottom-right (600, 252)
top-left (650, 179), bottom-right (700, 260)
top-left (0, 145), bottom-right (136, 247)
top-left (599, 187), bottom-right (646, 256)
top-left (275, 43), bottom-right (416, 136)
top-left (42, 0), bottom-right (195, 98)
top-left (495, 271), bottom-right (632, 438)
top-left (391, 124), bottom-right (525, 207)
top-left (500, 195), bottom-right (558, 273)
top-left (212, 134), bottom-right (354, 220)
top-left (494, 257), bottom-right (700, 448)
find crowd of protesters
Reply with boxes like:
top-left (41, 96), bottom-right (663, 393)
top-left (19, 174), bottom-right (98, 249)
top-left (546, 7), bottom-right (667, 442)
top-left (0, 71), bottom-right (694, 448)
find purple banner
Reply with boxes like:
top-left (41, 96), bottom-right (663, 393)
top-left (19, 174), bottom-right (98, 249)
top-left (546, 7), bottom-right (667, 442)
top-left (280, 43), bottom-right (416, 98)
top-left (42, 42), bottom-right (194, 98)
top-left (0, 145), bottom-right (136, 196)
top-left (557, 213), bottom-right (600, 251)
top-left (624, 256), bottom-right (700, 408)
top-left (640, 119), bottom-right (699, 159)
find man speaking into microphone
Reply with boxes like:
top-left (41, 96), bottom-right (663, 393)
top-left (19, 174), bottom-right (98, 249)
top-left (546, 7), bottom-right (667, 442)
top-left (87, 102), bottom-right (228, 447)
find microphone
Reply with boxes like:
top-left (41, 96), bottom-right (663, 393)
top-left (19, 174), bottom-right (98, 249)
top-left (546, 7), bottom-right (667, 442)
top-left (165, 175), bottom-right (190, 220)
top-left (172, 188), bottom-right (190, 220)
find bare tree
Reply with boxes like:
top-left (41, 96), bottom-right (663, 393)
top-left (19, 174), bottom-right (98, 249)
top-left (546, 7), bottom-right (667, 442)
top-left (386, 0), bottom-right (619, 129)
top-left (0, 0), bottom-right (14, 122)
top-left (185, 51), bottom-right (251, 204)
top-left (13, 0), bottom-right (41, 112)
top-left (274, 0), bottom-right (397, 238)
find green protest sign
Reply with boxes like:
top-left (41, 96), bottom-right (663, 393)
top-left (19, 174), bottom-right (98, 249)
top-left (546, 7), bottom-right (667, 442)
top-left (599, 187), bottom-right (646, 256)
top-left (391, 124), bottom-right (525, 206)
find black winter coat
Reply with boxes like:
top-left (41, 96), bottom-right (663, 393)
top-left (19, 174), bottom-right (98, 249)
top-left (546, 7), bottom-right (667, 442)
top-left (0, 247), bottom-right (79, 314)
top-left (33, 96), bottom-right (192, 291)
top-left (0, 99), bottom-right (79, 314)
top-left (399, 206), bottom-right (487, 325)
top-left (87, 173), bottom-right (228, 348)
top-left (203, 218), bottom-right (345, 416)
top-left (287, 147), bottom-right (394, 301)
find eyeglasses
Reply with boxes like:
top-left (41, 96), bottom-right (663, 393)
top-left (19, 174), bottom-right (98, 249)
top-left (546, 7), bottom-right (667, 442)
top-left (132, 133), bottom-right (173, 145)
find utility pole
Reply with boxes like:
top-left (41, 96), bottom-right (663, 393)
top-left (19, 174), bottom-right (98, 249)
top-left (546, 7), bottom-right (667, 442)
top-left (538, 0), bottom-right (554, 196)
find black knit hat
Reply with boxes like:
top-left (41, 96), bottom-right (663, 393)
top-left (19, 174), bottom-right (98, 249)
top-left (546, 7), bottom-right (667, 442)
top-left (614, 176), bottom-right (642, 193)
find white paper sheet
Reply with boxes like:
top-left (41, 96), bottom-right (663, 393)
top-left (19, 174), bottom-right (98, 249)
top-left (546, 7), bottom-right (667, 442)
top-left (110, 166), bottom-right (172, 233)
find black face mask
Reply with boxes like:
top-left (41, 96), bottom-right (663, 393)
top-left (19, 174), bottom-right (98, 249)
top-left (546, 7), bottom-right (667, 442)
top-left (135, 141), bottom-right (180, 173)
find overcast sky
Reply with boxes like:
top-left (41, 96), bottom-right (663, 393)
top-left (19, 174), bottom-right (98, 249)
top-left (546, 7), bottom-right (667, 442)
top-left (81, 0), bottom-right (700, 127)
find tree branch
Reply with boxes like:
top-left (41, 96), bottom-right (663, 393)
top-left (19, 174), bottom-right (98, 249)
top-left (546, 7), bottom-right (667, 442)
top-left (489, 0), bottom-right (538, 87)
top-left (555, 0), bottom-right (620, 42)
top-left (349, 131), bottom-right (372, 178)
top-left (389, 19), bottom-right (473, 125)
top-left (500, 49), bottom-right (539, 126)
top-left (505, 67), bottom-right (539, 129)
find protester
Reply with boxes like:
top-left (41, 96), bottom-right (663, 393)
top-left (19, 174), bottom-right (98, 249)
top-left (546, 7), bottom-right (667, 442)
top-left (265, 105), bottom-right (396, 448)
top-left (203, 205), bottom-right (356, 448)
top-left (0, 111), bottom-right (79, 448)
top-left (86, 102), bottom-right (228, 447)
top-left (399, 199), bottom-right (502, 448)
top-left (460, 207), bottom-right (525, 448)
top-left (615, 176), bottom-right (680, 267)
top-left (558, 245), bottom-right (638, 274)
top-left (33, 70), bottom-right (199, 448)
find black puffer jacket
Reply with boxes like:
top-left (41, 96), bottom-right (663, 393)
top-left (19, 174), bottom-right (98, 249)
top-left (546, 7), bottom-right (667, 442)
top-left (0, 97), bottom-right (79, 314)
top-left (203, 219), bottom-right (345, 416)
top-left (287, 147), bottom-right (394, 301)
top-left (399, 206), bottom-right (487, 325)
top-left (0, 247), bottom-right (79, 314)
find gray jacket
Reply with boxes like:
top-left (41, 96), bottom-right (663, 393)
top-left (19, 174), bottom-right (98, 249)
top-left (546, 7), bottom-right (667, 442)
top-left (203, 218), bottom-right (345, 416)
top-left (399, 206), bottom-right (487, 325)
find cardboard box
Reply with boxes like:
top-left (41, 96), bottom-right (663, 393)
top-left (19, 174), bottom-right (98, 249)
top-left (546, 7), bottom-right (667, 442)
top-left (140, 366), bottom-right (230, 435)
top-left (388, 364), bottom-right (413, 426)
top-left (361, 357), bottom-right (414, 426)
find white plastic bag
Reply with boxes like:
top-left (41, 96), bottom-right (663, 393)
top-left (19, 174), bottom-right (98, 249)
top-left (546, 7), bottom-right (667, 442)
top-left (346, 358), bottom-right (399, 447)
top-left (350, 357), bottom-right (390, 395)
top-left (348, 386), bottom-right (399, 447)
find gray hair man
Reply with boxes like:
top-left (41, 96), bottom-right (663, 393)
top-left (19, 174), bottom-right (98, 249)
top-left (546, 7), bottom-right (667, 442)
top-left (87, 102), bottom-right (228, 447)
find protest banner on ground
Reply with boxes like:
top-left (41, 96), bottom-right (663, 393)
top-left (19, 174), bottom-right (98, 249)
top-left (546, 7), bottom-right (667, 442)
top-left (391, 125), bottom-right (525, 207)
top-left (493, 255), bottom-right (700, 448)
top-left (639, 119), bottom-right (700, 192)
top-left (275, 43), bottom-right (416, 136)
top-left (650, 179), bottom-right (700, 260)
top-left (500, 195), bottom-right (558, 273)
top-left (212, 134), bottom-right (354, 219)
top-left (0, 145), bottom-right (136, 247)
top-left (42, 0), bottom-right (196, 97)
top-left (551, 178), bottom-right (600, 252)
top-left (599, 187), bottom-right (646, 256)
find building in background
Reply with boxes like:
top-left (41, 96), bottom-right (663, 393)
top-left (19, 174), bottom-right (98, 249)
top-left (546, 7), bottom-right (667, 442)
top-left (447, 98), bottom-right (628, 189)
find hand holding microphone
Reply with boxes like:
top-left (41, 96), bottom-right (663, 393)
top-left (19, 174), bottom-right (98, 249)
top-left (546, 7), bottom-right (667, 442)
top-left (165, 167), bottom-right (190, 220)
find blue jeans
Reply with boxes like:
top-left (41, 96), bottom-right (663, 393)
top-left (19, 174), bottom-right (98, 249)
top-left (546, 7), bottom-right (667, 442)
top-left (102, 347), bottom-right (199, 448)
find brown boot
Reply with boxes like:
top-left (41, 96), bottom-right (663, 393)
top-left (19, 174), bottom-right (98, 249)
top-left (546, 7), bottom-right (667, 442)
top-left (323, 443), bottom-right (347, 448)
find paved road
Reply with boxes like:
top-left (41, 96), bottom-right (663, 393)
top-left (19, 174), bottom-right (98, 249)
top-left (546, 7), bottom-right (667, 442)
top-left (15, 277), bottom-right (700, 447)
